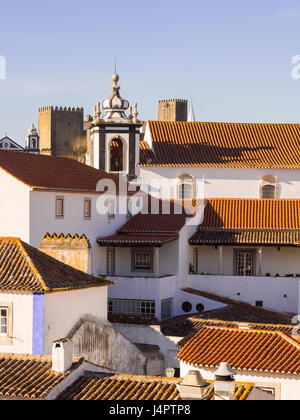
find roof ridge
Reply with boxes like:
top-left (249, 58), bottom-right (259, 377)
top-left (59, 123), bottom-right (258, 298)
top-left (203, 325), bottom-right (300, 348)
top-left (189, 317), bottom-right (298, 330)
top-left (16, 239), bottom-right (50, 292)
top-left (148, 120), bottom-right (300, 127)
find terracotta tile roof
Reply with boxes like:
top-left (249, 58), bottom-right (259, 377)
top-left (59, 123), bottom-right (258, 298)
top-left (181, 289), bottom-right (293, 323)
top-left (57, 371), bottom-right (256, 400)
top-left (139, 121), bottom-right (300, 168)
top-left (177, 326), bottom-right (300, 375)
top-left (98, 200), bottom-right (190, 247)
top-left (57, 373), bottom-right (182, 400)
top-left (162, 289), bottom-right (295, 338)
top-left (98, 233), bottom-right (179, 247)
top-left (190, 228), bottom-right (300, 246)
top-left (0, 353), bottom-right (84, 400)
top-left (0, 149), bottom-right (123, 192)
top-left (0, 237), bottom-right (113, 293)
top-left (190, 199), bottom-right (300, 246)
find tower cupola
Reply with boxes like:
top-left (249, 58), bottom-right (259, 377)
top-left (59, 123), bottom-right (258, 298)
top-left (102, 73), bottom-right (131, 123)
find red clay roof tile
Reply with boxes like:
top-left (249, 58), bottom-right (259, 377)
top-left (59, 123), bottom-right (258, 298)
top-left (177, 326), bottom-right (300, 375)
top-left (140, 121), bottom-right (300, 168)
top-left (0, 237), bottom-right (113, 293)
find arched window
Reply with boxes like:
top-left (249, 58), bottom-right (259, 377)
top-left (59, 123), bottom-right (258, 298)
top-left (178, 175), bottom-right (194, 199)
top-left (261, 184), bottom-right (276, 199)
top-left (110, 138), bottom-right (124, 172)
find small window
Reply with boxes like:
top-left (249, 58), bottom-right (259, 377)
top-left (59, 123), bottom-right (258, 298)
top-left (84, 198), bottom-right (92, 219)
top-left (133, 250), bottom-right (153, 272)
top-left (0, 307), bottom-right (8, 336)
top-left (107, 199), bottom-right (116, 220)
top-left (256, 300), bottom-right (264, 308)
top-left (107, 249), bottom-right (115, 275)
top-left (196, 303), bottom-right (205, 313)
top-left (161, 299), bottom-right (173, 320)
top-left (56, 197), bottom-right (64, 218)
top-left (262, 185), bottom-right (276, 199)
top-left (182, 302), bottom-right (192, 313)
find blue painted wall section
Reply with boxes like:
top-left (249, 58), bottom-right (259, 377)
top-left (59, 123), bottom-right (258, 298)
top-left (32, 293), bottom-right (44, 355)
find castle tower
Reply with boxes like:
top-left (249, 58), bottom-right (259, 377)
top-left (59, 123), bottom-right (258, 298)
top-left (158, 99), bottom-right (188, 122)
top-left (25, 123), bottom-right (40, 154)
top-left (89, 73), bottom-right (143, 179)
top-left (38, 106), bottom-right (86, 162)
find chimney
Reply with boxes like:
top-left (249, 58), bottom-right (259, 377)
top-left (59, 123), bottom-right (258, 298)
top-left (214, 363), bottom-right (236, 401)
top-left (52, 339), bottom-right (73, 374)
top-left (177, 370), bottom-right (210, 400)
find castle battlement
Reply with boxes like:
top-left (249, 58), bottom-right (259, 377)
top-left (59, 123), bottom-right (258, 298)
top-left (158, 99), bottom-right (188, 103)
top-left (38, 106), bottom-right (84, 113)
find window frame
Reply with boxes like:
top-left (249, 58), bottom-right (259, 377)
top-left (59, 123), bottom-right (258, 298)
top-left (83, 198), bottom-right (92, 220)
top-left (131, 249), bottom-right (153, 273)
top-left (106, 248), bottom-right (116, 276)
top-left (55, 196), bottom-right (64, 219)
top-left (234, 249), bottom-right (256, 277)
top-left (161, 298), bottom-right (173, 320)
top-left (108, 299), bottom-right (156, 317)
top-left (0, 303), bottom-right (12, 345)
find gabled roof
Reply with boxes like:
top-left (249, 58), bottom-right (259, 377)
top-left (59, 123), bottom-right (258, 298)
top-left (0, 136), bottom-right (24, 151)
top-left (177, 325), bottom-right (300, 376)
top-left (0, 354), bottom-right (84, 400)
top-left (190, 198), bottom-right (300, 246)
top-left (0, 237), bottom-right (113, 293)
top-left (0, 149), bottom-right (123, 192)
top-left (139, 121), bottom-right (300, 169)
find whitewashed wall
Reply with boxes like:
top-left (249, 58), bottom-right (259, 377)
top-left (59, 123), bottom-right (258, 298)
top-left (113, 323), bottom-right (182, 370)
top-left (188, 274), bottom-right (300, 314)
top-left (43, 287), bottom-right (108, 354)
top-left (0, 292), bottom-right (33, 354)
top-left (29, 190), bottom-right (129, 276)
top-left (139, 167), bottom-right (300, 199)
top-left (0, 169), bottom-right (30, 241)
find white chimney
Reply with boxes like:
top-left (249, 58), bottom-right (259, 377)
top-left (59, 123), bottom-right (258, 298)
top-left (214, 363), bottom-right (236, 400)
top-left (52, 339), bottom-right (73, 374)
top-left (177, 370), bottom-right (210, 400)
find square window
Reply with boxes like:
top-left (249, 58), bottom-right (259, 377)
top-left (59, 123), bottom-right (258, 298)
top-left (133, 251), bottom-right (153, 271)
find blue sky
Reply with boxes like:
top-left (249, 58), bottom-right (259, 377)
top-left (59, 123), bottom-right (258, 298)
top-left (1, 0), bottom-right (300, 143)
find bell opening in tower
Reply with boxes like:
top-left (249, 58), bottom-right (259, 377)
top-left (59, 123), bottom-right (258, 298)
top-left (110, 138), bottom-right (124, 172)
